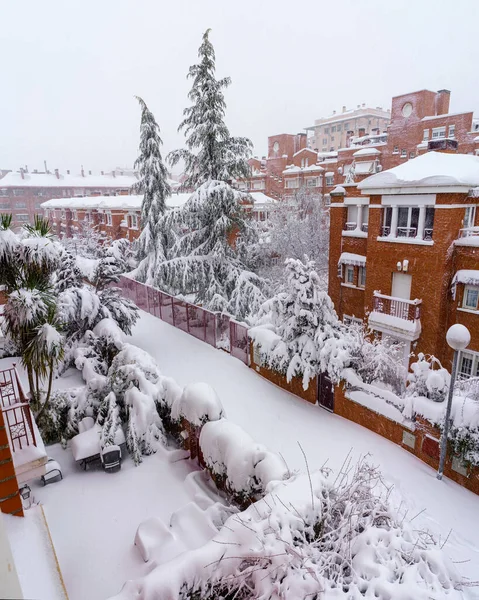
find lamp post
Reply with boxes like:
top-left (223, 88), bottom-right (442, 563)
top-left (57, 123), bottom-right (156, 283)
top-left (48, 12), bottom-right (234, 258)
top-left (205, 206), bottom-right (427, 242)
top-left (437, 324), bottom-right (471, 481)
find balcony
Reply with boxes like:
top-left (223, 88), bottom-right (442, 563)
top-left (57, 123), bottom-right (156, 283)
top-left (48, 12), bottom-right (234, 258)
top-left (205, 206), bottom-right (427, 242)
top-left (455, 227), bottom-right (479, 248)
top-left (368, 292), bottom-right (422, 341)
top-left (0, 363), bottom-right (47, 485)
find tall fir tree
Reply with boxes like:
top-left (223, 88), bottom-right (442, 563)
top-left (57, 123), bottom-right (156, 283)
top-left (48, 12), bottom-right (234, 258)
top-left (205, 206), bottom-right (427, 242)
top-left (55, 251), bottom-right (83, 293)
top-left (168, 29), bottom-right (252, 187)
top-left (133, 96), bottom-right (171, 282)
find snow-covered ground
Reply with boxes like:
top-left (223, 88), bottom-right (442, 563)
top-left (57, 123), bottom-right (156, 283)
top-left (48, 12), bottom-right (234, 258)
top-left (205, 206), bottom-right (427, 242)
top-left (127, 310), bottom-right (479, 593)
top-left (30, 309), bottom-right (479, 598)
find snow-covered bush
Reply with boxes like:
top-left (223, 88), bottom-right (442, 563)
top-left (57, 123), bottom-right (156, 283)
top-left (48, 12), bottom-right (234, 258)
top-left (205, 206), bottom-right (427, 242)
top-left (407, 353), bottom-right (450, 403)
top-left (171, 382), bottom-right (224, 427)
top-left (62, 220), bottom-right (109, 259)
top-left (36, 389), bottom-right (74, 445)
top-left (199, 418), bottom-right (288, 505)
top-left (112, 459), bottom-right (466, 600)
top-left (347, 323), bottom-right (407, 394)
top-left (252, 257), bottom-right (348, 389)
top-left (55, 251), bottom-right (83, 292)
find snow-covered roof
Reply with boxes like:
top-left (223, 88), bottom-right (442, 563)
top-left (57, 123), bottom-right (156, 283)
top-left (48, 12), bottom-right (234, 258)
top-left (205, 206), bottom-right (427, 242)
top-left (325, 171), bottom-right (334, 177)
top-left (331, 185), bottom-right (346, 195)
top-left (248, 192), bottom-right (277, 206)
top-left (0, 170), bottom-right (137, 189)
top-left (421, 111), bottom-right (471, 122)
top-left (41, 193), bottom-right (192, 211)
top-left (292, 147), bottom-right (318, 158)
top-left (353, 148), bottom-right (381, 158)
top-left (358, 152), bottom-right (479, 190)
top-left (338, 252), bottom-right (366, 266)
top-left (452, 270), bottom-right (479, 286)
top-left (282, 164), bottom-right (324, 175)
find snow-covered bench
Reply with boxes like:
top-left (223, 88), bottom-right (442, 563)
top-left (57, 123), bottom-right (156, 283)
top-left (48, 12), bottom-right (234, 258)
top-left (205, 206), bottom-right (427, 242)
top-left (71, 419), bottom-right (126, 471)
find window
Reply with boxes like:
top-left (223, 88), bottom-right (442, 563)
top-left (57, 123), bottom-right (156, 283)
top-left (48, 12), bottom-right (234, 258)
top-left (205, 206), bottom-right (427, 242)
top-left (344, 122), bottom-right (350, 130)
top-left (432, 126), bottom-right (446, 139)
top-left (306, 177), bottom-right (319, 188)
top-left (237, 181), bottom-right (247, 190)
top-left (344, 265), bottom-right (354, 284)
top-left (331, 126), bottom-right (336, 133)
top-left (331, 136), bottom-right (335, 141)
top-left (285, 178), bottom-right (299, 189)
top-left (358, 267), bottom-right (366, 288)
top-left (346, 205), bottom-right (358, 230)
top-left (322, 138), bottom-right (327, 145)
top-left (130, 214), bottom-right (138, 229)
top-left (16, 214), bottom-right (29, 223)
top-left (325, 175), bottom-right (334, 186)
top-left (409, 152), bottom-right (415, 159)
top-left (61, 209), bottom-right (66, 220)
top-left (464, 206), bottom-right (476, 229)
top-left (463, 286), bottom-right (479, 310)
top-left (343, 315), bottom-right (362, 326)
top-left (324, 194), bottom-right (331, 206)
top-left (423, 129), bottom-right (429, 141)
top-left (324, 127), bottom-right (329, 134)
top-left (400, 149), bottom-right (407, 158)
top-left (458, 350), bottom-right (479, 380)
top-left (448, 124), bottom-right (455, 138)
top-left (14, 202), bottom-right (26, 208)
top-left (382, 206), bottom-right (434, 239)
top-left (13, 189), bottom-right (24, 196)
top-left (72, 210), bottom-right (78, 221)
top-left (337, 124), bottom-right (342, 132)
top-left (106, 212), bottom-right (112, 226)
top-left (393, 146), bottom-right (399, 154)
top-left (252, 180), bottom-right (265, 190)
top-left (0, 188), bottom-right (8, 197)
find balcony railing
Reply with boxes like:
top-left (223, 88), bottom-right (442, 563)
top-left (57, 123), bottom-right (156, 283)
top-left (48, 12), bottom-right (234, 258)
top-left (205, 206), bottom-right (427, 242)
top-left (372, 292), bottom-right (421, 322)
top-left (397, 226), bottom-right (416, 238)
top-left (459, 226), bottom-right (479, 238)
top-left (0, 365), bottom-right (37, 452)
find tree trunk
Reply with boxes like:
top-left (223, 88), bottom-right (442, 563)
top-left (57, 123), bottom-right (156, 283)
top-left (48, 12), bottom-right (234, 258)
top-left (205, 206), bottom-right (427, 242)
top-left (27, 364), bottom-right (37, 404)
top-left (36, 360), bottom-right (54, 423)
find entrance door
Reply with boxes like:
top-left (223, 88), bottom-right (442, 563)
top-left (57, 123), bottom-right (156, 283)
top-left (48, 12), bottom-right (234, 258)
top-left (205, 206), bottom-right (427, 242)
top-left (392, 273), bottom-right (412, 300)
top-left (318, 372), bottom-right (334, 411)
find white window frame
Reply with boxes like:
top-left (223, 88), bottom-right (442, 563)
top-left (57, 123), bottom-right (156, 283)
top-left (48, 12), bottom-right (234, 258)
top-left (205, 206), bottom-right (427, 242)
top-left (325, 176), bottom-right (334, 186)
top-left (464, 206), bottom-right (476, 229)
top-left (344, 265), bottom-right (354, 284)
top-left (448, 124), bottom-right (455, 138)
top-left (106, 212), bottom-right (112, 226)
top-left (285, 178), bottom-right (299, 189)
top-left (432, 126), bottom-right (446, 139)
top-left (61, 209), bottom-right (66, 221)
top-left (393, 146), bottom-right (399, 154)
top-left (306, 177), bottom-right (319, 188)
top-left (72, 210), bottom-right (77, 221)
top-left (130, 213), bottom-right (138, 229)
top-left (13, 189), bottom-right (24, 197)
top-left (423, 129), bottom-right (429, 141)
top-left (0, 188), bottom-right (8, 197)
top-left (16, 213), bottom-right (29, 223)
top-left (463, 285), bottom-right (479, 310)
top-left (237, 182), bottom-right (247, 191)
top-left (458, 349), bottom-right (479, 380)
top-left (343, 315), bottom-right (362, 326)
top-left (400, 149), bottom-right (407, 158)
top-left (358, 266), bottom-right (366, 288)
top-left (252, 180), bottom-right (265, 190)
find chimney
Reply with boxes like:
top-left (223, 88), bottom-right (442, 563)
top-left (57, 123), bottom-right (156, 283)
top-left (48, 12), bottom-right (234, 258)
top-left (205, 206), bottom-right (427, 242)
top-left (81, 165), bottom-right (85, 177)
top-left (358, 127), bottom-right (366, 137)
top-left (342, 105), bottom-right (346, 113)
top-left (435, 89), bottom-right (450, 116)
top-left (67, 169), bottom-right (70, 175)
top-left (44, 160), bottom-right (48, 174)
top-left (20, 167), bottom-right (25, 180)
top-left (332, 110), bottom-right (336, 115)
top-left (25, 165), bottom-right (29, 173)
top-left (55, 168), bottom-right (60, 180)
top-left (362, 103), bottom-right (365, 108)
top-left (372, 127), bottom-right (380, 135)
top-left (89, 170), bottom-right (92, 175)
top-left (112, 170), bottom-right (116, 178)
top-left (101, 170), bottom-right (104, 176)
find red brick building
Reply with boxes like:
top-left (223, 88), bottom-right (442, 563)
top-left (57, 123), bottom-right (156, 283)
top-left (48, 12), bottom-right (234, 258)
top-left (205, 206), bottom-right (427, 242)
top-left (328, 149), bottom-right (479, 378)
top-left (0, 168), bottom-right (137, 229)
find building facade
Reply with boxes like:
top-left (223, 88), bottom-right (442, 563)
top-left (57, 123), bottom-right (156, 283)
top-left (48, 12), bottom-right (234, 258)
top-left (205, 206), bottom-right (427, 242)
top-left (306, 104), bottom-right (391, 152)
top-left (328, 150), bottom-right (479, 378)
top-left (0, 169), bottom-right (138, 229)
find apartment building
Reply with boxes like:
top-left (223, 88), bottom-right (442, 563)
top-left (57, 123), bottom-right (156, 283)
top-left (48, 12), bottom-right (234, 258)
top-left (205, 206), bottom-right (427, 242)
top-left (328, 150), bottom-right (479, 377)
top-left (41, 191), bottom-right (277, 242)
top-left (0, 168), bottom-right (138, 229)
top-left (306, 104), bottom-right (391, 152)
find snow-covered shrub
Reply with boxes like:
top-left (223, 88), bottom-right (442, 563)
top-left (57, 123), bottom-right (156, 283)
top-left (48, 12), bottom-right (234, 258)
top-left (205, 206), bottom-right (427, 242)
top-left (36, 389), bottom-right (73, 444)
top-left (199, 418), bottom-right (288, 506)
top-left (252, 257), bottom-right (348, 389)
top-left (170, 382), bottom-right (224, 427)
top-left (113, 460), bottom-right (467, 600)
top-left (55, 251), bottom-right (83, 293)
top-left (347, 323), bottom-right (407, 394)
top-left (407, 353), bottom-right (450, 403)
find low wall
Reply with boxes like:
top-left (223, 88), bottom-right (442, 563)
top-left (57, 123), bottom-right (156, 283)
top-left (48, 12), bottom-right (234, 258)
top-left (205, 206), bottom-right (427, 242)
top-left (249, 344), bottom-right (317, 404)
top-left (335, 385), bottom-right (479, 496)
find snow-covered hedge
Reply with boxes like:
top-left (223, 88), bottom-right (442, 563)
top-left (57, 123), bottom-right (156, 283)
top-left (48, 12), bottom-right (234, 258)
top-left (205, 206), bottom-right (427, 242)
top-left (199, 418), bottom-right (288, 504)
top-left (111, 460), bottom-right (466, 600)
top-left (171, 382), bottom-right (224, 427)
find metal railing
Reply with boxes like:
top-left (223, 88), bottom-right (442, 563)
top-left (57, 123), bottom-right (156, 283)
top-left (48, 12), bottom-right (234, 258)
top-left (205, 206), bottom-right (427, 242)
top-left (459, 226), bottom-right (479, 238)
top-left (397, 226), bottom-right (417, 238)
top-left (0, 365), bottom-right (37, 452)
top-left (372, 292), bottom-right (422, 322)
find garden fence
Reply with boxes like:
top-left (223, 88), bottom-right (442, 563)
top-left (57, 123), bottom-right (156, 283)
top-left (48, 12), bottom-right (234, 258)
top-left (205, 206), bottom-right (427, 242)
top-left (118, 276), bottom-right (249, 365)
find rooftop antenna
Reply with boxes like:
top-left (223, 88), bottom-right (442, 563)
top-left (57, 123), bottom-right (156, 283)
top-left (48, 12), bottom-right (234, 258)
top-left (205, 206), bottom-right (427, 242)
top-left (44, 160), bottom-right (48, 174)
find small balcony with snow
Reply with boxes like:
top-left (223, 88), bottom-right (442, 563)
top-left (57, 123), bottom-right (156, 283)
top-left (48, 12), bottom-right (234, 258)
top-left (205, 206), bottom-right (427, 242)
top-left (342, 201), bottom-right (369, 238)
top-left (368, 292), bottom-right (422, 341)
top-left (0, 362), bottom-right (47, 488)
top-left (379, 206), bottom-right (435, 245)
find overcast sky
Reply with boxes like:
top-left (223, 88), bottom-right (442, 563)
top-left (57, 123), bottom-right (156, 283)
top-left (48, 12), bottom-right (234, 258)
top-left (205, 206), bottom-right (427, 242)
top-left (1, 0), bottom-right (477, 176)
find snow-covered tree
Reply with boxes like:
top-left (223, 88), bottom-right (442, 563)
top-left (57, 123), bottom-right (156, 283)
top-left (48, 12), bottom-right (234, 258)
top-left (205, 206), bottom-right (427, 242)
top-left (168, 29), bottom-right (252, 188)
top-left (55, 251), bottom-right (83, 293)
top-left (406, 353), bottom-right (450, 402)
top-left (155, 181), bottom-right (269, 319)
top-left (133, 96), bottom-right (171, 282)
top-left (263, 190), bottom-right (329, 291)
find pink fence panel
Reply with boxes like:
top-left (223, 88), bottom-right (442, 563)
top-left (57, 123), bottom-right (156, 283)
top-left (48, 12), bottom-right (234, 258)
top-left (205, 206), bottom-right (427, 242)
top-left (146, 286), bottom-right (157, 316)
top-left (135, 281), bottom-right (148, 311)
top-left (173, 298), bottom-right (189, 332)
top-left (187, 304), bottom-right (206, 341)
top-left (230, 320), bottom-right (249, 365)
top-left (215, 314), bottom-right (231, 351)
top-left (205, 311), bottom-right (216, 347)
top-left (159, 291), bottom-right (174, 326)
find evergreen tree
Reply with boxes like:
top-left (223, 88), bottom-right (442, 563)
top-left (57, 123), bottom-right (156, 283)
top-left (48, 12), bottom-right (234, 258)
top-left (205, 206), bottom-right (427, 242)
top-left (133, 96), bottom-right (171, 280)
top-left (168, 29), bottom-right (252, 187)
top-left (55, 251), bottom-right (83, 293)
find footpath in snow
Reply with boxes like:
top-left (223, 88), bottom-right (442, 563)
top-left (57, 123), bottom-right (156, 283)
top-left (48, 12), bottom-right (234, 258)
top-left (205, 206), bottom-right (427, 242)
top-left (128, 309), bottom-right (479, 592)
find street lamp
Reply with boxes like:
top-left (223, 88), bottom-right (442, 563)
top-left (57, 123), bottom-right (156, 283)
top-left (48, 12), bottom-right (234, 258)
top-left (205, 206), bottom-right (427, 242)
top-left (437, 324), bottom-right (471, 480)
